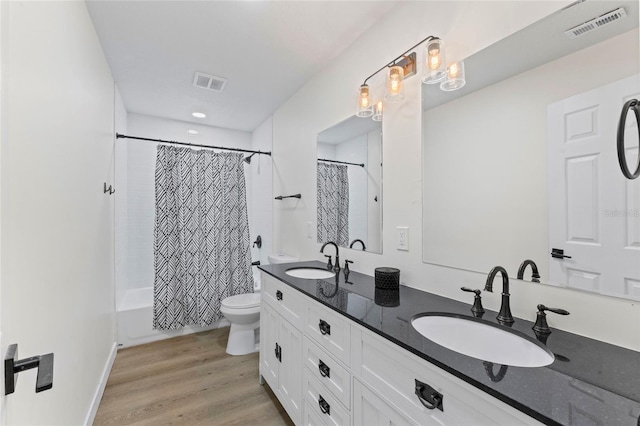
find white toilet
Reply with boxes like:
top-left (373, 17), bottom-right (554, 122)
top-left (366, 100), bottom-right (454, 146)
top-left (220, 253), bottom-right (298, 355)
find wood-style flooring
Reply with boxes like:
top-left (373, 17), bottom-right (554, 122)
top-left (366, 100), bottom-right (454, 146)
top-left (94, 327), bottom-right (294, 426)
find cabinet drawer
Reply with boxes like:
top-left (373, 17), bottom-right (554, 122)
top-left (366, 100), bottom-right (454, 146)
top-left (303, 336), bottom-right (351, 410)
top-left (354, 326), bottom-right (540, 426)
top-left (262, 273), bottom-right (305, 329)
top-left (305, 301), bottom-right (351, 367)
top-left (303, 370), bottom-right (351, 426)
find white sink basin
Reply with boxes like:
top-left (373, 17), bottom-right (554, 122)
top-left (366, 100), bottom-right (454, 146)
top-left (285, 267), bottom-right (335, 280)
top-left (411, 313), bottom-right (554, 368)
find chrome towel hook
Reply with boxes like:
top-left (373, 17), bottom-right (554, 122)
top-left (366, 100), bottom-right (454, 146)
top-left (617, 98), bottom-right (640, 180)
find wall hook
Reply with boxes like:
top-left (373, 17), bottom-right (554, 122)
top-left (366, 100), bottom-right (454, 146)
top-left (104, 182), bottom-right (115, 195)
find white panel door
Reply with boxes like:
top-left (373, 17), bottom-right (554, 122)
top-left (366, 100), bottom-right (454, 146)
top-left (548, 74), bottom-right (640, 299)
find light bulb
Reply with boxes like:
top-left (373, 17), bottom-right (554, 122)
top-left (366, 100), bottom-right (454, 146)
top-left (372, 100), bottom-right (383, 122)
top-left (448, 62), bottom-right (460, 78)
top-left (385, 66), bottom-right (404, 103)
top-left (440, 60), bottom-right (466, 91)
top-left (422, 38), bottom-right (447, 84)
top-left (356, 84), bottom-right (374, 117)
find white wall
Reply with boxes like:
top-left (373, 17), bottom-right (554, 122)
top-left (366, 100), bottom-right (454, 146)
top-left (250, 116), bottom-right (274, 269)
top-left (122, 113), bottom-right (252, 293)
top-left (336, 134), bottom-right (368, 245)
top-left (114, 86), bottom-right (128, 308)
top-left (271, 1), bottom-right (640, 351)
top-left (0, 1), bottom-right (116, 424)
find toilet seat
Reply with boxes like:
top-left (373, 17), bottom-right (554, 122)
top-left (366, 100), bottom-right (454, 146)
top-left (221, 293), bottom-right (261, 309)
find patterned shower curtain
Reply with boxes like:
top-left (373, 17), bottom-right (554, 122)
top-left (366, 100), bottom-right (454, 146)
top-left (317, 162), bottom-right (349, 247)
top-left (153, 145), bottom-right (253, 330)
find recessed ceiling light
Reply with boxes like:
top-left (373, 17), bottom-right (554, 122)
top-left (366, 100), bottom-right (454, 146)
top-left (192, 112), bottom-right (206, 118)
top-left (187, 129), bottom-right (199, 135)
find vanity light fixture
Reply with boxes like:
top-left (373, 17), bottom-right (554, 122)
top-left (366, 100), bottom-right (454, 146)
top-left (356, 36), bottom-right (465, 120)
top-left (372, 100), bottom-right (383, 122)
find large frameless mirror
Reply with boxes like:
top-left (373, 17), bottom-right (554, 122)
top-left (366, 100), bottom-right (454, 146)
top-left (421, 0), bottom-right (640, 300)
top-left (317, 115), bottom-right (382, 253)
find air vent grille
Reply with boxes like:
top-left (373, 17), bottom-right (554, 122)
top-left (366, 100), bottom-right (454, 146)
top-left (565, 7), bottom-right (627, 38)
top-left (193, 72), bottom-right (227, 92)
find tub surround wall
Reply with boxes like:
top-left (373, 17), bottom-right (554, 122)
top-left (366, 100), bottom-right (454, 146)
top-left (271, 1), bottom-right (640, 350)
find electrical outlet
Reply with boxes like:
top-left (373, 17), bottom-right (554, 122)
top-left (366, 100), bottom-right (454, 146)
top-left (306, 222), bottom-right (313, 239)
top-left (397, 226), bottom-right (409, 251)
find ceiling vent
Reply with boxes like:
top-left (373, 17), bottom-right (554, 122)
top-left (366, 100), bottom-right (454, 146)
top-left (193, 72), bottom-right (227, 92)
top-left (565, 7), bottom-right (627, 38)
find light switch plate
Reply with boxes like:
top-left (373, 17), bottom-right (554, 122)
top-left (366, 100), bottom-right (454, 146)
top-left (397, 226), bottom-right (409, 251)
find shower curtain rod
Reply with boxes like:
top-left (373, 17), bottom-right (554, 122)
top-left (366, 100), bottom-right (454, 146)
top-left (116, 133), bottom-right (272, 157)
top-left (318, 158), bottom-right (364, 167)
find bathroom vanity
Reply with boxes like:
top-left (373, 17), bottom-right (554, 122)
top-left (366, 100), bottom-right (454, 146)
top-left (259, 261), bottom-right (640, 425)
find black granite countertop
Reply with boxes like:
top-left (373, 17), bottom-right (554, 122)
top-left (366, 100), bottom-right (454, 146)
top-left (259, 261), bottom-right (640, 426)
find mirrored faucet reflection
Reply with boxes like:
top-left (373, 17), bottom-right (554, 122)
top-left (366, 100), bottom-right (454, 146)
top-left (517, 259), bottom-right (541, 283)
top-left (349, 239), bottom-right (366, 251)
top-left (320, 241), bottom-right (340, 273)
top-left (483, 361), bottom-right (508, 382)
top-left (484, 266), bottom-right (514, 325)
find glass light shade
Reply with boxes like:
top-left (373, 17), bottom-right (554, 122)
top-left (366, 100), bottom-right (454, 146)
top-left (422, 38), bottom-right (447, 84)
top-left (440, 61), bottom-right (466, 91)
top-left (357, 84), bottom-right (374, 117)
top-left (384, 65), bottom-right (404, 103)
top-left (372, 100), bottom-right (383, 121)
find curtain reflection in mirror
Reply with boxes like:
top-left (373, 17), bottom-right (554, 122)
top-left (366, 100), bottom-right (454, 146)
top-left (317, 162), bottom-right (349, 247)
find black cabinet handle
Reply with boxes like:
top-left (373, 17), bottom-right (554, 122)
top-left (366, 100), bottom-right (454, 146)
top-left (318, 360), bottom-right (331, 378)
top-left (414, 379), bottom-right (444, 411)
top-left (276, 290), bottom-right (283, 301)
top-left (319, 319), bottom-right (331, 335)
top-left (318, 395), bottom-right (331, 415)
top-left (551, 248), bottom-right (572, 259)
top-left (274, 343), bottom-right (279, 359)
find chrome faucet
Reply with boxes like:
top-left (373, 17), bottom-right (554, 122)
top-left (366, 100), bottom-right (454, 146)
top-left (349, 239), bottom-right (366, 251)
top-left (320, 241), bottom-right (340, 273)
top-left (517, 259), bottom-right (540, 283)
top-left (484, 266), bottom-right (514, 325)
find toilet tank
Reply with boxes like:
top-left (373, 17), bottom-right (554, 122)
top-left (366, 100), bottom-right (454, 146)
top-left (267, 253), bottom-right (299, 264)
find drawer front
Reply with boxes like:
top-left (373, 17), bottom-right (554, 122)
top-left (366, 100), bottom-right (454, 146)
top-left (303, 370), bottom-right (351, 426)
top-left (303, 336), bottom-right (351, 410)
top-left (355, 326), bottom-right (540, 426)
top-left (305, 301), bottom-right (351, 367)
top-left (261, 273), bottom-right (304, 329)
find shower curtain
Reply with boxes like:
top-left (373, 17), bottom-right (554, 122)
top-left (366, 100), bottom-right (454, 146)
top-left (317, 162), bottom-right (349, 247)
top-left (153, 145), bottom-right (253, 330)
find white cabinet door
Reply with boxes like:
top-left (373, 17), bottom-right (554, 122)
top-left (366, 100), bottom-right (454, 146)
top-left (278, 316), bottom-right (303, 423)
top-left (353, 378), bottom-right (414, 426)
top-left (548, 74), bottom-right (640, 299)
top-left (260, 302), bottom-right (280, 389)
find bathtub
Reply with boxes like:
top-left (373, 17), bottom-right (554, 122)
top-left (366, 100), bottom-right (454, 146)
top-left (117, 287), bottom-right (227, 348)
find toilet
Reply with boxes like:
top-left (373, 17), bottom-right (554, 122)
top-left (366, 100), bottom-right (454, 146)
top-left (220, 253), bottom-right (298, 355)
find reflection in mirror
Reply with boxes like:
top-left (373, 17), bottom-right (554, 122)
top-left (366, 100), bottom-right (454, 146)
top-left (317, 115), bottom-right (382, 253)
top-left (422, 1), bottom-right (640, 301)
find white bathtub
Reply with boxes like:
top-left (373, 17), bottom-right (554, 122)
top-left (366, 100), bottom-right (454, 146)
top-left (117, 287), bottom-right (227, 348)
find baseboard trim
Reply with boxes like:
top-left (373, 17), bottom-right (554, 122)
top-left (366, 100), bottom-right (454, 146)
top-left (84, 341), bottom-right (118, 426)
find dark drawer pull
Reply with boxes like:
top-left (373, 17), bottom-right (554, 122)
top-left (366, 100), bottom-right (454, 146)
top-left (276, 290), bottom-right (283, 301)
top-left (318, 360), bottom-right (330, 378)
top-left (551, 248), bottom-right (572, 259)
top-left (319, 319), bottom-right (331, 335)
top-left (318, 395), bottom-right (330, 415)
top-left (415, 379), bottom-right (444, 411)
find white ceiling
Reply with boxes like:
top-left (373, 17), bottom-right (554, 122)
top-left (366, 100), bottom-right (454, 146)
top-left (86, 0), bottom-right (399, 133)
